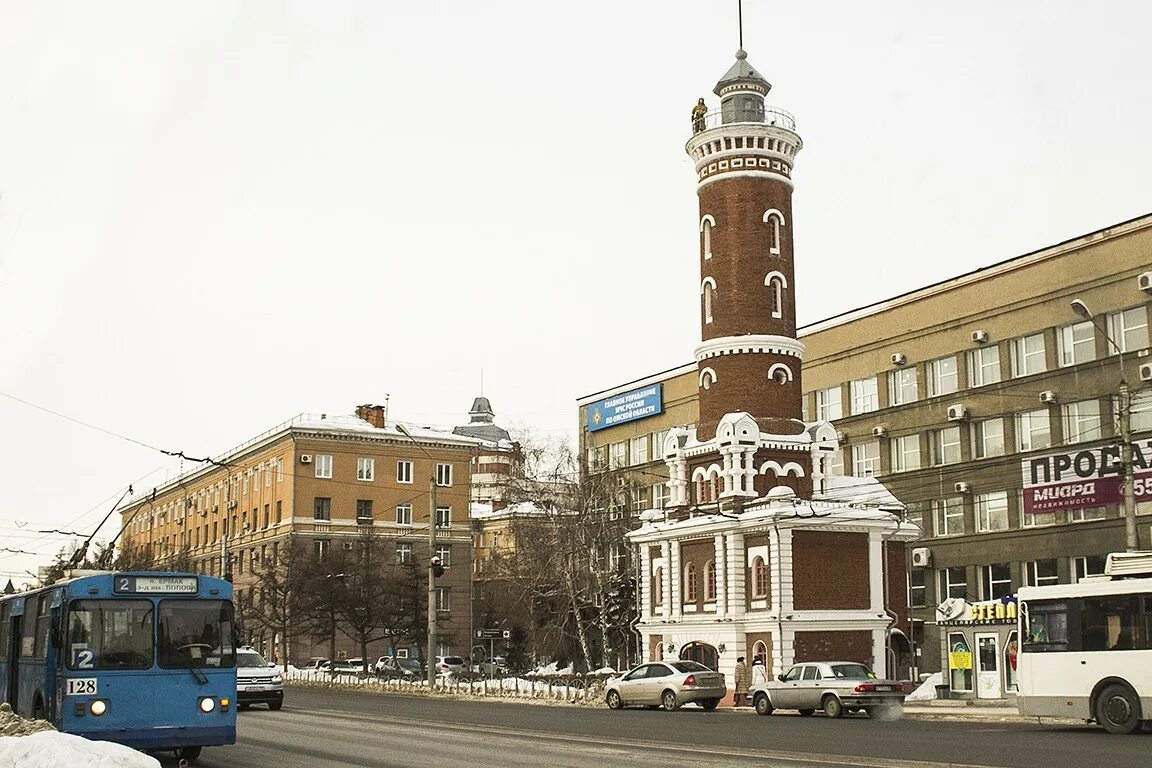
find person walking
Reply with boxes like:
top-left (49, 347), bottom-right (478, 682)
top-left (751, 655), bottom-right (768, 687)
top-left (733, 656), bottom-right (751, 707)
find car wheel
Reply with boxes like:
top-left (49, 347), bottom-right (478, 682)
top-left (268, 700), bottom-right (283, 711)
top-left (1095, 683), bottom-right (1142, 734)
top-left (822, 695), bottom-right (844, 719)
top-left (606, 690), bottom-right (623, 710)
top-left (175, 746), bottom-right (203, 762)
top-left (661, 690), bottom-right (679, 711)
top-left (754, 693), bottom-right (774, 716)
top-left (798, 708), bottom-right (815, 717)
top-left (701, 699), bottom-right (719, 711)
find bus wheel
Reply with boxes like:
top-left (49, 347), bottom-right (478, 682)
top-left (1096, 684), bottom-right (1142, 734)
top-left (175, 746), bottom-right (203, 762)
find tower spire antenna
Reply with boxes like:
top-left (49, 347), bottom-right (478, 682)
top-left (738, 0), bottom-right (743, 50)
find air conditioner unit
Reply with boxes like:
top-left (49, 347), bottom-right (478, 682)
top-left (1139, 272), bottom-right (1152, 293)
top-left (1141, 363), bottom-right (1152, 382)
top-left (890, 353), bottom-right (907, 366)
top-left (971, 330), bottom-right (989, 343)
top-left (1039, 390), bottom-right (1058, 404)
top-left (871, 426), bottom-right (888, 438)
top-left (946, 404), bottom-right (968, 421)
top-left (911, 547), bottom-right (932, 568)
top-left (300, 454), bottom-right (313, 464)
top-left (954, 481), bottom-right (971, 494)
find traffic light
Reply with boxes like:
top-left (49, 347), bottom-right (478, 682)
top-left (430, 556), bottom-right (444, 578)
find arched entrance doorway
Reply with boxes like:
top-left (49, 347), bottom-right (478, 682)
top-left (888, 629), bottom-right (912, 681)
top-left (679, 642), bottom-right (719, 670)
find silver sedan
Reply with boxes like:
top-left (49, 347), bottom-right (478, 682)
top-left (750, 661), bottom-right (905, 719)
top-left (605, 660), bottom-right (727, 711)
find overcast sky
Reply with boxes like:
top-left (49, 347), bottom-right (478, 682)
top-left (2, 1), bottom-right (1150, 583)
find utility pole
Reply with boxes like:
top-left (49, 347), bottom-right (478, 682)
top-left (1072, 299), bottom-right (1139, 552)
top-left (397, 423), bottom-right (440, 687)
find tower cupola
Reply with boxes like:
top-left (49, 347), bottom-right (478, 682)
top-left (714, 49), bottom-right (770, 124)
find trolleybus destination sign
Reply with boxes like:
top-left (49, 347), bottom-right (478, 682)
top-left (1021, 441), bottom-right (1152, 514)
top-left (112, 575), bottom-right (199, 594)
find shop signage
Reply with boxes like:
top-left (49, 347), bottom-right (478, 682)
top-left (1021, 442), bottom-right (1152, 514)
top-left (936, 596), bottom-right (1018, 625)
top-left (586, 384), bottom-right (663, 432)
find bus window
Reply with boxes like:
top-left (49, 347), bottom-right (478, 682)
top-left (157, 600), bottom-right (235, 669)
top-left (1080, 596), bottom-right (1140, 651)
top-left (33, 593), bottom-right (51, 660)
top-left (0, 602), bottom-right (9, 660)
top-left (1022, 600), bottom-right (1069, 652)
top-left (19, 595), bottom-right (39, 659)
top-left (67, 600), bottom-right (154, 670)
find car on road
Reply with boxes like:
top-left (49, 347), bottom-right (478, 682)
top-left (605, 660), bottom-right (726, 711)
top-left (376, 656), bottom-right (424, 679)
top-left (435, 655), bottom-right (466, 675)
top-left (750, 661), bottom-right (905, 719)
top-left (236, 647), bottom-right (284, 711)
top-left (321, 659), bottom-right (362, 675)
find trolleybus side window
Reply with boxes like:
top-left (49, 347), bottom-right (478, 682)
top-left (1080, 596), bottom-right (1142, 651)
top-left (33, 593), bottom-right (51, 660)
top-left (19, 595), bottom-right (39, 659)
top-left (67, 600), bottom-right (154, 670)
top-left (0, 603), bottom-right (8, 660)
top-left (1023, 600), bottom-right (1070, 652)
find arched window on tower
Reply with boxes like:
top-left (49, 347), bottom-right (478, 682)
top-left (704, 560), bottom-right (717, 602)
top-left (752, 556), bottom-right (769, 598)
top-left (764, 271), bottom-right (787, 319)
top-left (700, 215), bottom-right (715, 260)
top-left (701, 277), bottom-right (716, 325)
top-left (684, 562), bottom-right (697, 603)
top-left (763, 209), bottom-right (785, 256)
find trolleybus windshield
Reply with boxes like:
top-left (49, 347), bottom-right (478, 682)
top-left (157, 600), bottom-right (236, 669)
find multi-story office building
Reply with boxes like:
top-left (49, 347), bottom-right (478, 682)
top-left (118, 404), bottom-right (486, 663)
top-left (580, 212), bottom-right (1152, 699)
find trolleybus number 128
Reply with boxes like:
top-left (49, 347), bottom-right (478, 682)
top-left (66, 678), bottom-right (98, 696)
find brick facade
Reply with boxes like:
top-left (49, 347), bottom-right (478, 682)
top-left (793, 630), bottom-right (872, 665)
top-left (791, 530), bottom-right (870, 610)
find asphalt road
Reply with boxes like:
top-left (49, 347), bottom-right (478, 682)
top-left (159, 687), bottom-right (1151, 768)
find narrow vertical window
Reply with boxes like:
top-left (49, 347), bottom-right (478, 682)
top-left (684, 562), bottom-right (697, 602)
top-left (701, 278), bottom-right (716, 324)
top-left (705, 561), bottom-right (717, 602)
top-left (763, 209), bottom-right (785, 255)
top-left (700, 215), bottom-right (715, 260)
top-left (764, 271), bottom-right (787, 319)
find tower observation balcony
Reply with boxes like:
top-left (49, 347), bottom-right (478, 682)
top-left (696, 106), bottom-right (796, 132)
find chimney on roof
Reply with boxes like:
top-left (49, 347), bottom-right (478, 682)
top-left (355, 403), bottom-right (388, 429)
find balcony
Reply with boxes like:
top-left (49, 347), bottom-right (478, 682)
top-left (695, 106), bottom-right (797, 133)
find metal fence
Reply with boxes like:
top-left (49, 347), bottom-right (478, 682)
top-left (283, 669), bottom-right (611, 705)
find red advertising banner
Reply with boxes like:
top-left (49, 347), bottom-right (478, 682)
top-left (1021, 443), bottom-right (1152, 514)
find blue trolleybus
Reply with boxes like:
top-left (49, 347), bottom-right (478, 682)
top-left (0, 571), bottom-right (237, 762)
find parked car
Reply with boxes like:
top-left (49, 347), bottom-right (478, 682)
top-left (605, 660), bottom-right (726, 711)
top-left (235, 647), bottom-right (284, 710)
top-left (306, 657), bottom-right (328, 671)
top-left (321, 659), bottom-right (361, 674)
top-left (750, 661), bottom-right (906, 719)
top-left (435, 655), bottom-right (465, 674)
top-left (474, 656), bottom-right (508, 676)
top-left (345, 657), bottom-right (372, 674)
top-left (376, 656), bottom-right (424, 679)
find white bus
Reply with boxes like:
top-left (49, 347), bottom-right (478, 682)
top-left (1017, 551), bottom-right (1152, 734)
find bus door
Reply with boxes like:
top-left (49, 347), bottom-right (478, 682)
top-left (975, 633), bottom-right (1002, 699)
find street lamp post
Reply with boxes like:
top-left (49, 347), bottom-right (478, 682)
top-left (1071, 299), bottom-right (1138, 552)
top-left (396, 423), bottom-right (440, 687)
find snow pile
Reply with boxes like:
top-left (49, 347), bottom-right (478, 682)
top-left (0, 730), bottom-right (161, 768)
top-left (0, 703), bottom-right (54, 737)
top-left (905, 672), bottom-right (943, 702)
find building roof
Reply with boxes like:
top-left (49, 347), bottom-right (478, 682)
top-left (452, 395), bottom-right (511, 442)
top-left (713, 48), bottom-right (771, 96)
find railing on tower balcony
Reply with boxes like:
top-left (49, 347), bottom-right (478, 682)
top-left (695, 106), bottom-right (797, 133)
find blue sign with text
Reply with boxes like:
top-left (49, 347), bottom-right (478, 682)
top-left (586, 383), bottom-right (663, 432)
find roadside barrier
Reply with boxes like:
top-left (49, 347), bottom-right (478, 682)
top-left (283, 669), bottom-right (610, 706)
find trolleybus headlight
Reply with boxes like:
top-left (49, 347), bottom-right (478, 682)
top-left (89, 700), bottom-right (107, 716)
top-left (198, 697), bottom-right (216, 713)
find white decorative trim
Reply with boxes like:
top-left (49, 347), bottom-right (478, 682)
top-left (700, 215), bottom-right (715, 261)
top-left (767, 362), bottom-right (793, 383)
top-left (699, 214), bottom-right (716, 230)
top-left (699, 366), bottom-right (717, 390)
top-left (759, 460), bottom-right (806, 478)
top-left (763, 270), bottom-right (788, 288)
top-left (763, 209), bottom-right (785, 255)
top-left (700, 276), bottom-right (717, 292)
top-left (701, 277), bottom-right (716, 325)
top-left (694, 334), bottom-right (805, 362)
top-left (697, 170), bottom-right (795, 192)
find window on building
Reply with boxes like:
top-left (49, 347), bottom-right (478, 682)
top-left (397, 461), bottom-right (413, 484)
top-left (314, 540), bottom-right (329, 561)
top-left (966, 346), bottom-right (1001, 388)
top-left (816, 386), bottom-right (843, 421)
top-left (264, 466), bottom-right (272, 487)
top-left (1107, 306), bottom-right (1150, 353)
top-left (940, 567), bottom-right (968, 599)
top-left (975, 491), bottom-right (1009, 533)
top-left (1015, 409), bottom-right (1052, 452)
top-left (982, 563), bottom-right (1012, 599)
top-left (1127, 390), bottom-right (1152, 431)
top-left (684, 562), bottom-right (697, 602)
top-left (849, 377), bottom-right (878, 415)
top-left (435, 507), bottom-right (451, 529)
top-left (313, 497), bottom-right (331, 521)
top-left (433, 463), bottom-right (451, 487)
top-left (1074, 555), bottom-right (1107, 582)
top-left (396, 503), bottom-right (412, 526)
top-left (1020, 489), bottom-right (1056, 528)
top-left (971, 418), bottom-right (1005, 459)
top-left (1010, 333), bottom-right (1047, 378)
top-left (752, 556), bottom-right (769, 598)
top-left (650, 430), bottom-right (667, 460)
top-left (934, 497), bottom-right (966, 536)
top-left (356, 500), bottom-right (373, 523)
top-left (588, 445), bottom-right (608, 471)
top-left (701, 217), bottom-right (713, 260)
top-left (652, 483), bottom-right (670, 510)
top-left (1026, 559), bottom-right (1060, 586)
top-left (909, 570), bottom-right (926, 608)
top-left (904, 501), bottom-right (928, 533)
top-left (653, 567), bottom-right (664, 605)
top-left (315, 454), bottom-right (333, 479)
top-left (1058, 321), bottom-right (1096, 367)
top-left (949, 632), bottom-right (973, 692)
top-left (1070, 505), bottom-right (1107, 523)
top-left (435, 587), bottom-right (450, 612)
top-left (926, 356), bottom-right (959, 398)
top-left (610, 442), bottom-right (627, 469)
top-left (765, 211), bottom-right (783, 255)
top-left (702, 279), bottom-right (715, 324)
top-left (1062, 400), bottom-right (1103, 444)
top-left (705, 561), bottom-right (716, 601)
top-left (928, 426), bottom-right (961, 466)
top-left (767, 273), bottom-right (785, 319)
top-left (357, 457), bottom-right (375, 481)
top-left (891, 434), bottom-right (921, 473)
top-left (435, 544), bottom-right (451, 567)
top-left (851, 441), bottom-right (880, 477)
top-left (630, 487), bottom-right (648, 512)
top-left (888, 368), bottom-right (918, 406)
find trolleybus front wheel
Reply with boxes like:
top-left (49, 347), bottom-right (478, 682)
top-left (1095, 683), bottom-right (1142, 735)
